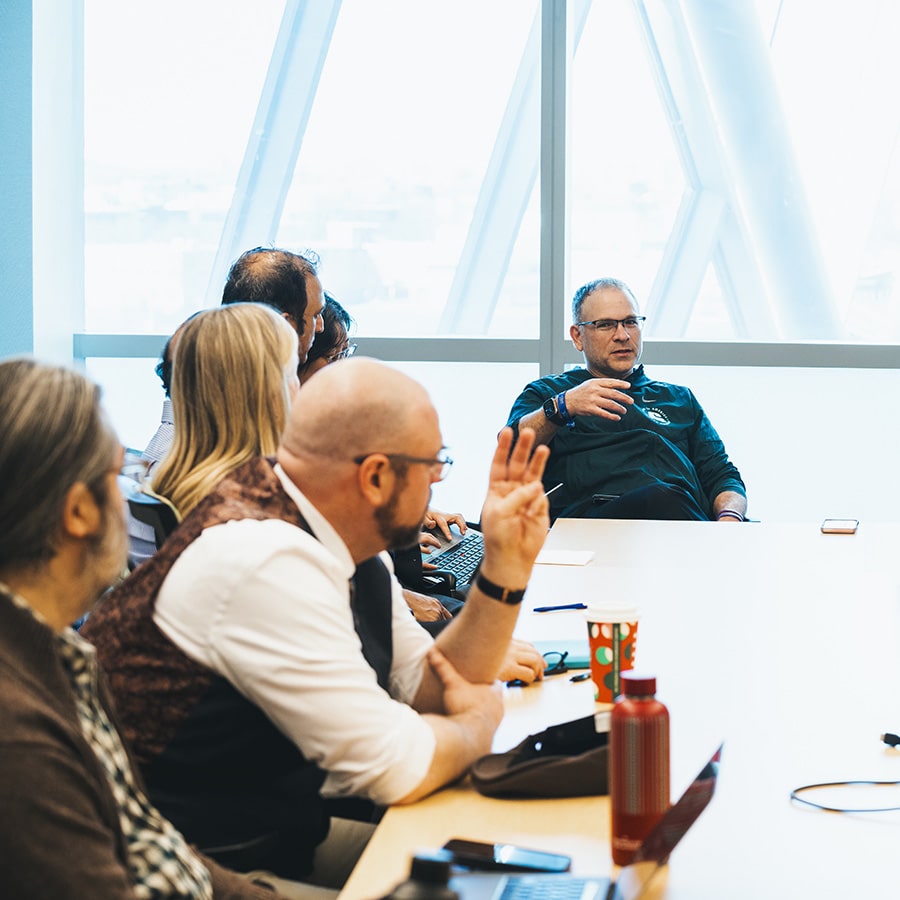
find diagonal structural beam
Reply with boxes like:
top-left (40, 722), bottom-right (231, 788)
top-left (636, 0), bottom-right (840, 339)
top-left (203, 0), bottom-right (342, 307)
top-left (440, 0), bottom-right (592, 336)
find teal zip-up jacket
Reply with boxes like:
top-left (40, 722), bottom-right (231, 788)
top-left (507, 365), bottom-right (746, 520)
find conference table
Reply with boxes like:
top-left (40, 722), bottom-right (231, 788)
top-left (339, 519), bottom-right (900, 899)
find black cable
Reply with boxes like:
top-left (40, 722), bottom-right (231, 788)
top-left (789, 733), bottom-right (900, 813)
top-left (790, 781), bottom-right (900, 813)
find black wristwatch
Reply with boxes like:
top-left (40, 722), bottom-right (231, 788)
top-left (475, 572), bottom-right (527, 606)
top-left (543, 396), bottom-right (567, 426)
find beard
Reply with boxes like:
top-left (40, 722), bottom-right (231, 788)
top-left (374, 483), bottom-right (426, 552)
top-left (82, 495), bottom-right (130, 609)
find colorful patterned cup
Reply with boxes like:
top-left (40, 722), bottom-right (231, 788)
top-left (584, 603), bottom-right (640, 703)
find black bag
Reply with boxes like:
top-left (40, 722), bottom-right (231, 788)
top-left (470, 714), bottom-right (609, 799)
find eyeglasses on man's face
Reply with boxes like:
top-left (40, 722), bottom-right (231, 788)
top-left (326, 342), bottom-right (357, 364)
top-left (574, 316), bottom-right (646, 333)
top-left (353, 451), bottom-right (454, 481)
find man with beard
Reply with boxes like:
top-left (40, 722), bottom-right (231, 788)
top-left (0, 358), bottom-right (294, 899)
top-left (82, 357), bottom-right (550, 888)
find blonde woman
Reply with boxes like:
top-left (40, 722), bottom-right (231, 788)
top-left (142, 302), bottom-right (543, 685)
top-left (150, 303), bottom-right (299, 518)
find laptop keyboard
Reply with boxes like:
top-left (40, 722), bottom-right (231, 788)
top-left (498, 877), bottom-right (604, 900)
top-left (426, 529), bottom-right (484, 589)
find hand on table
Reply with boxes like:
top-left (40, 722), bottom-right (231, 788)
top-left (498, 638), bottom-right (546, 685)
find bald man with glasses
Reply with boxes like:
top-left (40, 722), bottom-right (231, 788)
top-left (507, 277), bottom-right (747, 523)
top-left (84, 358), bottom-right (550, 888)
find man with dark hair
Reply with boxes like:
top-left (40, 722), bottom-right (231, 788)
top-left (222, 247), bottom-right (325, 364)
top-left (297, 293), bottom-right (356, 384)
top-left (507, 277), bottom-right (747, 522)
top-left (0, 357), bottom-right (290, 899)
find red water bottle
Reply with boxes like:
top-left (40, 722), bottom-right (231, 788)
top-left (609, 672), bottom-right (670, 865)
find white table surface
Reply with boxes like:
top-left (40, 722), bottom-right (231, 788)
top-left (340, 519), bottom-right (900, 900)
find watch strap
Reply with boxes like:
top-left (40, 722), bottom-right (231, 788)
top-left (475, 572), bottom-right (527, 606)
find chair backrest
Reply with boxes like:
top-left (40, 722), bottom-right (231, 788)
top-left (118, 476), bottom-right (179, 550)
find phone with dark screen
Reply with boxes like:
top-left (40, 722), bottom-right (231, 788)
top-left (442, 838), bottom-right (571, 873)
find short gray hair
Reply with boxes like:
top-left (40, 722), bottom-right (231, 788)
top-left (0, 358), bottom-right (118, 568)
top-left (572, 277), bottom-right (639, 323)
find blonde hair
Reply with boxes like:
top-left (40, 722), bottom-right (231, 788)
top-left (151, 303), bottom-right (298, 516)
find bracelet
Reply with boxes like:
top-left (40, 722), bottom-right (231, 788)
top-left (555, 391), bottom-right (575, 428)
top-left (716, 509), bottom-right (744, 522)
top-left (475, 572), bottom-right (527, 606)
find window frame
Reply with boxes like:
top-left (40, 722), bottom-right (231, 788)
top-left (24, 0), bottom-right (900, 373)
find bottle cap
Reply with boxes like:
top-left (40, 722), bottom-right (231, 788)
top-left (408, 849), bottom-right (454, 884)
top-left (621, 672), bottom-right (656, 695)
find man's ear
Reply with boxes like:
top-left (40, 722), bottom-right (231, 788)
top-left (356, 455), bottom-right (395, 507)
top-left (570, 323), bottom-right (584, 352)
top-left (61, 482), bottom-right (103, 541)
top-left (282, 311), bottom-right (301, 334)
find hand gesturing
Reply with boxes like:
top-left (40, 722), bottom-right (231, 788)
top-left (478, 427), bottom-right (550, 587)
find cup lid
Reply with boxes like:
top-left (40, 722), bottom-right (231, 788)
top-left (583, 601), bottom-right (640, 623)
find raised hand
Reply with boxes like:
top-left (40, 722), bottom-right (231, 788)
top-left (478, 427), bottom-right (550, 588)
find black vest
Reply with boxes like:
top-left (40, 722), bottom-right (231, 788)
top-left (82, 457), bottom-right (393, 878)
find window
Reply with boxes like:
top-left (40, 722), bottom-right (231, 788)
top-left (275, 0), bottom-right (540, 338)
top-left (23, 0), bottom-right (890, 456)
top-left (83, 0), bottom-right (285, 333)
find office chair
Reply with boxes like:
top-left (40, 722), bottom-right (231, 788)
top-left (118, 475), bottom-right (179, 550)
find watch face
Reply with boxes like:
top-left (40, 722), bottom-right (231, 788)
top-left (543, 396), bottom-right (564, 424)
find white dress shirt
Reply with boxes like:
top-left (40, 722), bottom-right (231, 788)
top-left (154, 464), bottom-right (436, 805)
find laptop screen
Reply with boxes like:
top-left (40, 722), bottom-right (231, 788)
top-left (448, 744), bottom-right (722, 900)
top-left (612, 744), bottom-right (723, 900)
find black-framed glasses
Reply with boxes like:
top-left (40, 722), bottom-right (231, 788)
top-left (353, 451), bottom-right (454, 481)
top-left (326, 342), bottom-right (357, 364)
top-left (574, 316), bottom-right (646, 333)
top-left (542, 650), bottom-right (569, 676)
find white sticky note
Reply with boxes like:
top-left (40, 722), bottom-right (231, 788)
top-left (534, 549), bottom-right (595, 566)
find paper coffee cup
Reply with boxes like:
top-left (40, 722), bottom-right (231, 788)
top-left (584, 603), bottom-right (640, 703)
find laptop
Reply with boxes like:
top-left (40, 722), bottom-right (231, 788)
top-left (421, 524), bottom-right (484, 592)
top-left (448, 744), bottom-right (723, 900)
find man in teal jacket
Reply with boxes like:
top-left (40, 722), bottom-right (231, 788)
top-left (507, 277), bottom-right (747, 523)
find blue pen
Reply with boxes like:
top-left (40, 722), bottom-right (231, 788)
top-left (533, 602), bottom-right (587, 613)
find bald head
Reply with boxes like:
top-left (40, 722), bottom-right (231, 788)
top-left (278, 359), bottom-right (443, 561)
top-left (282, 357), bottom-right (438, 462)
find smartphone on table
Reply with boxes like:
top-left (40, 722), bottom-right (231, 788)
top-left (442, 838), bottom-right (571, 873)
top-left (821, 518), bottom-right (858, 534)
